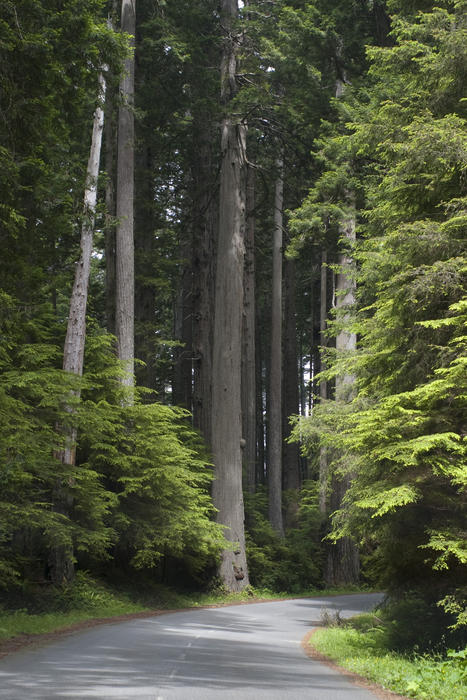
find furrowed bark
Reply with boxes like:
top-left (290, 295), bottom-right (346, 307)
top-left (115, 0), bottom-right (135, 388)
top-left (242, 165), bottom-right (257, 494)
top-left (211, 0), bottom-right (249, 591)
top-left (268, 155), bottom-right (284, 536)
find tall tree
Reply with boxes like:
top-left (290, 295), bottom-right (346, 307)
top-left (325, 193), bottom-right (360, 586)
top-left (50, 70), bottom-right (107, 585)
top-left (242, 165), bottom-right (257, 493)
top-left (115, 0), bottom-right (136, 386)
top-left (268, 154), bottom-right (285, 535)
top-left (211, 0), bottom-right (249, 591)
top-left (283, 255), bottom-right (301, 494)
top-left (318, 248), bottom-right (329, 514)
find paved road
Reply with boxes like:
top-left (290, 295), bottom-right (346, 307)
top-left (0, 593), bottom-right (384, 699)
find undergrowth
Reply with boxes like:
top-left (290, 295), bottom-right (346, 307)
top-left (311, 611), bottom-right (467, 700)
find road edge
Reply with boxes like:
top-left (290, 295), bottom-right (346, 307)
top-left (301, 629), bottom-right (410, 700)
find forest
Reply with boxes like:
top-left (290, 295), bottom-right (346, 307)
top-left (0, 0), bottom-right (466, 660)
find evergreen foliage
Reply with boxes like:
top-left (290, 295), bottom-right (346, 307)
top-left (291, 0), bottom-right (467, 641)
top-left (0, 298), bottom-right (224, 587)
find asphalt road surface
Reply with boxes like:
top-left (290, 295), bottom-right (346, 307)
top-left (0, 592), bottom-right (385, 699)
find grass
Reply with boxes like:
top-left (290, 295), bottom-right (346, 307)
top-left (310, 613), bottom-right (467, 700)
top-left (0, 573), bottom-right (370, 644)
top-left (0, 574), bottom-right (148, 642)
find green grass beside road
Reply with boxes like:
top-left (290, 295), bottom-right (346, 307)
top-left (310, 613), bottom-right (467, 700)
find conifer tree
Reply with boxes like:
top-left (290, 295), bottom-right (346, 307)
top-left (211, 0), bottom-right (250, 591)
top-left (115, 0), bottom-right (136, 387)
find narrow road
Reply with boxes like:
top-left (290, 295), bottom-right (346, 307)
top-left (0, 593), bottom-right (384, 699)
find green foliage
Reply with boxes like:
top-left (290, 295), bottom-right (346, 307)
top-left (245, 484), bottom-right (323, 592)
top-left (311, 617), bottom-right (467, 700)
top-left (0, 296), bottom-right (224, 588)
top-left (291, 0), bottom-right (467, 638)
top-left (0, 0), bottom-right (125, 303)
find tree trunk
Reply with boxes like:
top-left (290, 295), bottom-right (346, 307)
top-left (256, 309), bottom-right (265, 486)
top-left (115, 0), bottom-right (135, 387)
top-left (283, 257), bottom-right (301, 491)
top-left (319, 248), bottom-right (328, 514)
top-left (268, 156), bottom-right (284, 536)
top-left (192, 115), bottom-right (217, 443)
top-left (242, 165), bottom-right (257, 494)
top-left (211, 0), bottom-right (249, 591)
top-left (134, 144), bottom-right (157, 393)
top-left (173, 230), bottom-right (193, 409)
top-left (104, 11), bottom-right (117, 335)
top-left (325, 195), bottom-right (360, 586)
top-left (104, 91), bottom-right (116, 336)
top-left (51, 70), bottom-right (107, 585)
top-left (63, 70), bottom-right (106, 383)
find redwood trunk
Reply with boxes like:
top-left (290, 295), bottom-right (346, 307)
top-left (192, 118), bottom-right (216, 440)
top-left (242, 165), bottom-right (257, 494)
top-left (115, 0), bottom-right (135, 387)
top-left (211, 0), bottom-right (249, 591)
top-left (268, 156), bottom-right (284, 535)
top-left (283, 257), bottom-right (301, 493)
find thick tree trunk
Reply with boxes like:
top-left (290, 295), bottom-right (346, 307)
top-left (51, 71), bottom-right (106, 585)
top-left (192, 118), bottom-right (216, 443)
top-left (268, 156), bottom-right (284, 536)
top-left (242, 165), bottom-right (257, 494)
top-left (115, 0), bottom-right (135, 387)
top-left (211, 0), bottom-right (249, 591)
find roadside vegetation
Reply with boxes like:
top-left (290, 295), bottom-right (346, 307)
top-left (312, 606), bottom-right (467, 700)
top-left (0, 571), bottom-right (364, 645)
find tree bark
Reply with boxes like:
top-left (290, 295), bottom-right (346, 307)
top-left (63, 70), bottom-right (106, 383)
top-left (211, 0), bottom-right (249, 591)
top-left (319, 248), bottom-right (328, 514)
top-left (134, 144), bottom-right (158, 393)
top-left (256, 309), bottom-right (265, 486)
top-left (268, 156), bottom-right (285, 536)
top-left (104, 11), bottom-right (117, 335)
top-left (242, 165), bottom-right (257, 494)
top-left (192, 117), bottom-right (217, 439)
top-left (104, 91), bottom-right (116, 336)
top-left (283, 256), bottom-right (301, 492)
top-left (115, 0), bottom-right (135, 387)
top-left (51, 70), bottom-right (107, 585)
top-left (325, 194), bottom-right (360, 586)
top-left (173, 230), bottom-right (193, 409)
